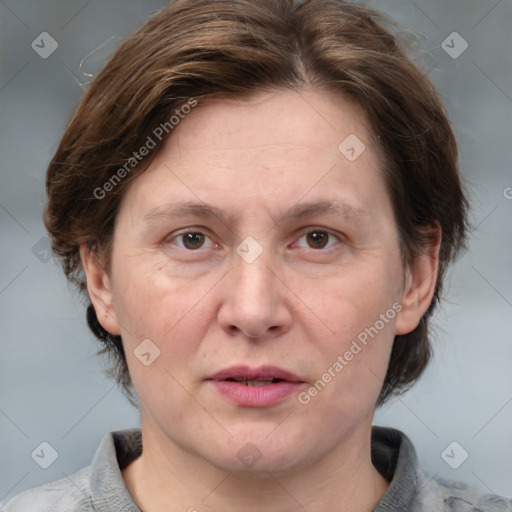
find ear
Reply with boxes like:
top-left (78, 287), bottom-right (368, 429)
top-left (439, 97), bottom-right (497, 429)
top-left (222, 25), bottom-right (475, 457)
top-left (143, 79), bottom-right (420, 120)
top-left (395, 225), bottom-right (442, 335)
top-left (80, 244), bottom-right (121, 336)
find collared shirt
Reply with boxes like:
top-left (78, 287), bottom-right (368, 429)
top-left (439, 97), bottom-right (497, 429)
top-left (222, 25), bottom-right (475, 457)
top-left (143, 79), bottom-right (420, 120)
top-left (3, 426), bottom-right (511, 511)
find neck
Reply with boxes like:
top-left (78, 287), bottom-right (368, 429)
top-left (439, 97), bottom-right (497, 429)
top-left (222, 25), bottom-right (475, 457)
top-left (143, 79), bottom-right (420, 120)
top-left (122, 417), bottom-right (389, 512)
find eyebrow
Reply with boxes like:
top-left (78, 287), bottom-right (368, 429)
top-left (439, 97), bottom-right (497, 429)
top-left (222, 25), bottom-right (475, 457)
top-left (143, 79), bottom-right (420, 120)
top-left (141, 200), bottom-right (371, 227)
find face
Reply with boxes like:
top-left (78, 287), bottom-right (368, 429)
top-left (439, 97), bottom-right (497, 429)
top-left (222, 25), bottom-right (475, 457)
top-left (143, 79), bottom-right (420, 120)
top-left (84, 88), bottom-right (432, 474)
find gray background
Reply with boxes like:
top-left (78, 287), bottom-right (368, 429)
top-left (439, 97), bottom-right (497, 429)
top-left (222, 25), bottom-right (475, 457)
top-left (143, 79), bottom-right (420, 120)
top-left (1, 0), bottom-right (511, 505)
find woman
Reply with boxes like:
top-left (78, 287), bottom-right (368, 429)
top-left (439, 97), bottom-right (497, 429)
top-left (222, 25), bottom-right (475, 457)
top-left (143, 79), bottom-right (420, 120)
top-left (5, 0), bottom-right (511, 510)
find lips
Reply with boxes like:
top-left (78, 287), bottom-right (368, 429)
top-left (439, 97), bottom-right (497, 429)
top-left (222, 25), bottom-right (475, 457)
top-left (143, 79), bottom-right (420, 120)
top-left (208, 365), bottom-right (303, 384)
top-left (207, 365), bottom-right (305, 407)
top-left (225, 379), bottom-right (282, 386)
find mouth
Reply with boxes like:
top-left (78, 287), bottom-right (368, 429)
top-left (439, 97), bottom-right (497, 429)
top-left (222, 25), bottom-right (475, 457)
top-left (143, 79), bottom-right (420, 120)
top-left (206, 366), bottom-right (305, 407)
top-left (207, 365), bottom-right (304, 384)
top-left (223, 378), bottom-right (287, 386)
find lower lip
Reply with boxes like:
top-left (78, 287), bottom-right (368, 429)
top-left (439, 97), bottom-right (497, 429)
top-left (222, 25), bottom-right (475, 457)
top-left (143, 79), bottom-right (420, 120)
top-left (209, 380), bottom-right (303, 407)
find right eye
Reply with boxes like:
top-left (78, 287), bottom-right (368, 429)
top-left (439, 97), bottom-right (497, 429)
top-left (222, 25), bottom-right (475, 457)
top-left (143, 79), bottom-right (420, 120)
top-left (168, 231), bottom-right (215, 251)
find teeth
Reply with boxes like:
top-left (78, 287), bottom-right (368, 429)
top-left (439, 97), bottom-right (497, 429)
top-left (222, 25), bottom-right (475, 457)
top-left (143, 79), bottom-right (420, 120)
top-left (244, 379), bottom-right (273, 386)
top-left (228, 379), bottom-right (276, 386)
top-left (223, 378), bottom-right (284, 385)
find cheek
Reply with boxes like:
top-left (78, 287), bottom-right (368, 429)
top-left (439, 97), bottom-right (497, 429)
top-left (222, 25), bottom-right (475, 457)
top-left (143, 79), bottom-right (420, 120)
top-left (300, 265), bottom-right (399, 401)
top-left (111, 255), bottom-right (212, 343)
top-left (109, 267), bottom-right (215, 410)
top-left (307, 261), bottom-right (399, 339)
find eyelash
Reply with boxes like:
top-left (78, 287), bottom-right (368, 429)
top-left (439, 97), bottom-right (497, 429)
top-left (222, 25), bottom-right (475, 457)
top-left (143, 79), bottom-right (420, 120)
top-left (166, 228), bottom-right (342, 252)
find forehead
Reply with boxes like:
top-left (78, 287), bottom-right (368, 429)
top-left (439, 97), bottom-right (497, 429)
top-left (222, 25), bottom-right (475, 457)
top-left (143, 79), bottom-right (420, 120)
top-left (119, 88), bottom-right (389, 224)
top-left (169, 89), bottom-right (376, 160)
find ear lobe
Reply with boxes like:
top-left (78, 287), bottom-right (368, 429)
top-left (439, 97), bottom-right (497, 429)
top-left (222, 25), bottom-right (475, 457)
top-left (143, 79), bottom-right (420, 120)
top-left (395, 226), bottom-right (442, 336)
top-left (80, 245), bottom-right (121, 336)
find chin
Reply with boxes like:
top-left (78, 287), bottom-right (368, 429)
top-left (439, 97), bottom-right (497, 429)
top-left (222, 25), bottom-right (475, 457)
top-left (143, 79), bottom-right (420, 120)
top-left (198, 425), bottom-right (318, 475)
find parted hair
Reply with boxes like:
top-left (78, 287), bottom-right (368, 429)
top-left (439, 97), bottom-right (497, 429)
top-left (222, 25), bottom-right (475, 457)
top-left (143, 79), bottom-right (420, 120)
top-left (44, 0), bottom-right (469, 406)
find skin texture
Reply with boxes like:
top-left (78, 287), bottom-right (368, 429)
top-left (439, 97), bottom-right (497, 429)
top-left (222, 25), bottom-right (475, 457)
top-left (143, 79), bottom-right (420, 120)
top-left (81, 88), bottom-right (440, 512)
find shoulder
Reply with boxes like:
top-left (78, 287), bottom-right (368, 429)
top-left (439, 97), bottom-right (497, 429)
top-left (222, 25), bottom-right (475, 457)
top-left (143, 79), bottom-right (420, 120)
top-left (415, 471), bottom-right (512, 512)
top-left (372, 426), bottom-right (512, 512)
top-left (410, 446), bottom-right (512, 511)
top-left (2, 429), bottom-right (142, 512)
top-left (2, 466), bottom-right (93, 511)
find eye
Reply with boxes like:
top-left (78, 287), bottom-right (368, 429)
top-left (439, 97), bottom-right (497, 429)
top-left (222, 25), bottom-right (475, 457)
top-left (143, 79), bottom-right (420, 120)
top-left (295, 229), bottom-right (341, 250)
top-left (170, 231), bottom-right (215, 250)
top-left (166, 229), bottom-right (341, 252)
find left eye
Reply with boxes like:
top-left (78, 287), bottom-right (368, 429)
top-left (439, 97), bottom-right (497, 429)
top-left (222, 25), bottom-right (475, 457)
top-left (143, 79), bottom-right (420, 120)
top-left (295, 230), bottom-right (340, 250)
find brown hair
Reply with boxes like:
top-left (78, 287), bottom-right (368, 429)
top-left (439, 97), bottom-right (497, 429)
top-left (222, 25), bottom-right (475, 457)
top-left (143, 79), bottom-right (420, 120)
top-left (44, 0), bottom-right (469, 406)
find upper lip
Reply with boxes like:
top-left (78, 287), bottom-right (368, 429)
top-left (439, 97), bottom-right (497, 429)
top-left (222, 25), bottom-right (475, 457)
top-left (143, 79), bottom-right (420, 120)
top-left (207, 365), bottom-right (304, 382)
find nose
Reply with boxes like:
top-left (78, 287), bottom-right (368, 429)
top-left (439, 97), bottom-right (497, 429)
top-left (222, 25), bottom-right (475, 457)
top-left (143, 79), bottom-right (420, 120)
top-left (217, 246), bottom-right (292, 340)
